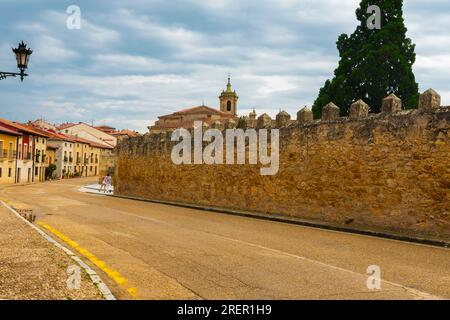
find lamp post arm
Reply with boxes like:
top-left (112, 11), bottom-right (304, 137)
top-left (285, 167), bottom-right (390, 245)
top-left (0, 71), bottom-right (28, 81)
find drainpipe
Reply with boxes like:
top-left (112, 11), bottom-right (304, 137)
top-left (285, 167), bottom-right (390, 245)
top-left (31, 135), bottom-right (35, 183)
top-left (14, 136), bottom-right (19, 184)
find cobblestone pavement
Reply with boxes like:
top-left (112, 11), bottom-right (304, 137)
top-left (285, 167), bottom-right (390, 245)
top-left (0, 201), bottom-right (103, 300)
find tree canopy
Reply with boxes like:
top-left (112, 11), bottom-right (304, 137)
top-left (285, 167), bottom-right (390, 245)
top-left (312, 0), bottom-right (419, 118)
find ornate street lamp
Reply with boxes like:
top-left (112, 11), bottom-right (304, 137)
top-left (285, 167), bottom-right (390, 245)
top-left (0, 41), bottom-right (33, 82)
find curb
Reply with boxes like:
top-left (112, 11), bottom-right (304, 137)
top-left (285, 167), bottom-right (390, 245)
top-left (0, 200), bottom-right (116, 300)
top-left (111, 194), bottom-right (450, 249)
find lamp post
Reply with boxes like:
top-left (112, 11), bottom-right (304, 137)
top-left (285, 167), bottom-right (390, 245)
top-left (0, 41), bottom-right (33, 82)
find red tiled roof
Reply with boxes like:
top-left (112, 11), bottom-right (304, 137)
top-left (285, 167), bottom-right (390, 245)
top-left (0, 118), bottom-right (50, 137)
top-left (57, 122), bottom-right (77, 130)
top-left (45, 129), bottom-right (77, 142)
top-left (159, 105), bottom-right (232, 119)
top-left (111, 129), bottom-right (139, 137)
top-left (71, 135), bottom-right (113, 149)
top-left (0, 126), bottom-right (22, 136)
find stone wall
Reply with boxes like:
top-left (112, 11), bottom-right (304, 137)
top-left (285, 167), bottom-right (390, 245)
top-left (115, 91), bottom-right (450, 241)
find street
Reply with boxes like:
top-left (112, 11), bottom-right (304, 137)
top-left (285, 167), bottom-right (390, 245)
top-left (1, 178), bottom-right (449, 300)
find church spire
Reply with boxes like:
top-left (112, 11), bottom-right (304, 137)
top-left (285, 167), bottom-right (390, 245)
top-left (219, 75), bottom-right (238, 115)
top-left (226, 76), bottom-right (232, 93)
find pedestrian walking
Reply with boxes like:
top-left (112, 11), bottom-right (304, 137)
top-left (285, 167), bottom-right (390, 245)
top-left (99, 175), bottom-right (108, 193)
top-left (105, 174), bottom-right (112, 194)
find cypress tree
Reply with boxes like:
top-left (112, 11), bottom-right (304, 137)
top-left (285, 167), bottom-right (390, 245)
top-left (312, 0), bottom-right (419, 118)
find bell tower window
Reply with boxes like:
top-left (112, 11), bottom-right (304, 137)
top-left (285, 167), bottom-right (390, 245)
top-left (227, 101), bottom-right (232, 112)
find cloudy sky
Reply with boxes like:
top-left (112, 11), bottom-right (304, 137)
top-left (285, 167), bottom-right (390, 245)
top-left (0, 0), bottom-right (449, 132)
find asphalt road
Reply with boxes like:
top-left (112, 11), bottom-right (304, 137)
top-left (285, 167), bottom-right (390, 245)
top-left (1, 178), bottom-right (449, 300)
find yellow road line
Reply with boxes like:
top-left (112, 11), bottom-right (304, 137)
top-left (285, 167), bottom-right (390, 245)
top-left (38, 221), bottom-right (140, 300)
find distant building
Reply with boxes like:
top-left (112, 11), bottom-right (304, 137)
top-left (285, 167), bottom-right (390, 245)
top-left (57, 122), bottom-right (117, 147)
top-left (0, 118), bottom-right (49, 183)
top-left (44, 130), bottom-right (113, 179)
top-left (30, 119), bottom-right (57, 131)
top-left (149, 77), bottom-right (239, 133)
top-left (94, 125), bottom-right (117, 135)
top-left (111, 129), bottom-right (140, 141)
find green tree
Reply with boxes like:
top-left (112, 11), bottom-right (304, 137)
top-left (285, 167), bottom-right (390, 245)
top-left (45, 164), bottom-right (57, 180)
top-left (313, 0), bottom-right (419, 118)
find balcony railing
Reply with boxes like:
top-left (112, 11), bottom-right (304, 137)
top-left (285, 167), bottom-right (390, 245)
top-left (8, 150), bottom-right (16, 160)
top-left (2, 150), bottom-right (17, 159)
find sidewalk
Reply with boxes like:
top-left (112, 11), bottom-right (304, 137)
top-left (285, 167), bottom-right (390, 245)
top-left (0, 204), bottom-right (103, 300)
top-left (78, 184), bottom-right (114, 195)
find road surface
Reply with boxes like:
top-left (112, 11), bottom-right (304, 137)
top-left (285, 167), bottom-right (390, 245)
top-left (1, 178), bottom-right (449, 300)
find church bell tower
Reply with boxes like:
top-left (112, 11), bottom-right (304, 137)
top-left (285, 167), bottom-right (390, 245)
top-left (219, 76), bottom-right (238, 115)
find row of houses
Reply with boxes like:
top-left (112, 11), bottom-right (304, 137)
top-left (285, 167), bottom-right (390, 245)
top-left (0, 119), bottom-right (130, 185)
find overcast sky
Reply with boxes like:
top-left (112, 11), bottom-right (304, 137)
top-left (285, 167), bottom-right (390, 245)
top-left (0, 0), bottom-right (449, 132)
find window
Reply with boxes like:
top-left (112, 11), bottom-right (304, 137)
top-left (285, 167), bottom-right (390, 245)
top-left (227, 100), bottom-right (232, 111)
top-left (8, 168), bottom-right (11, 177)
top-left (0, 168), bottom-right (2, 178)
top-left (35, 167), bottom-right (38, 176)
top-left (9, 142), bottom-right (13, 159)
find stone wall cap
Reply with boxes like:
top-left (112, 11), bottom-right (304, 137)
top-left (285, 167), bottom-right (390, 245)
top-left (298, 106), bottom-right (312, 113)
top-left (422, 88), bottom-right (440, 96)
top-left (277, 110), bottom-right (290, 116)
top-left (352, 99), bottom-right (369, 105)
top-left (384, 93), bottom-right (401, 101)
top-left (324, 102), bottom-right (339, 109)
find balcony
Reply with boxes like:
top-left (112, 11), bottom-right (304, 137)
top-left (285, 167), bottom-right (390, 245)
top-left (69, 157), bottom-right (73, 163)
top-left (0, 149), bottom-right (7, 161)
top-left (8, 151), bottom-right (16, 161)
top-left (64, 156), bottom-right (68, 162)
top-left (24, 152), bottom-right (32, 161)
top-left (41, 154), bottom-right (46, 163)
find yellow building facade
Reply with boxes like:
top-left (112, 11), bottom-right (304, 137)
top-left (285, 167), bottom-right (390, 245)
top-left (72, 137), bottom-right (105, 177)
top-left (34, 135), bottom-right (48, 182)
top-left (0, 128), bottom-right (20, 185)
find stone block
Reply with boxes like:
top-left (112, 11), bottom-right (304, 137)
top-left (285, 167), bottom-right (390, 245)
top-left (419, 88), bottom-right (441, 112)
top-left (322, 102), bottom-right (340, 121)
top-left (350, 99), bottom-right (370, 120)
